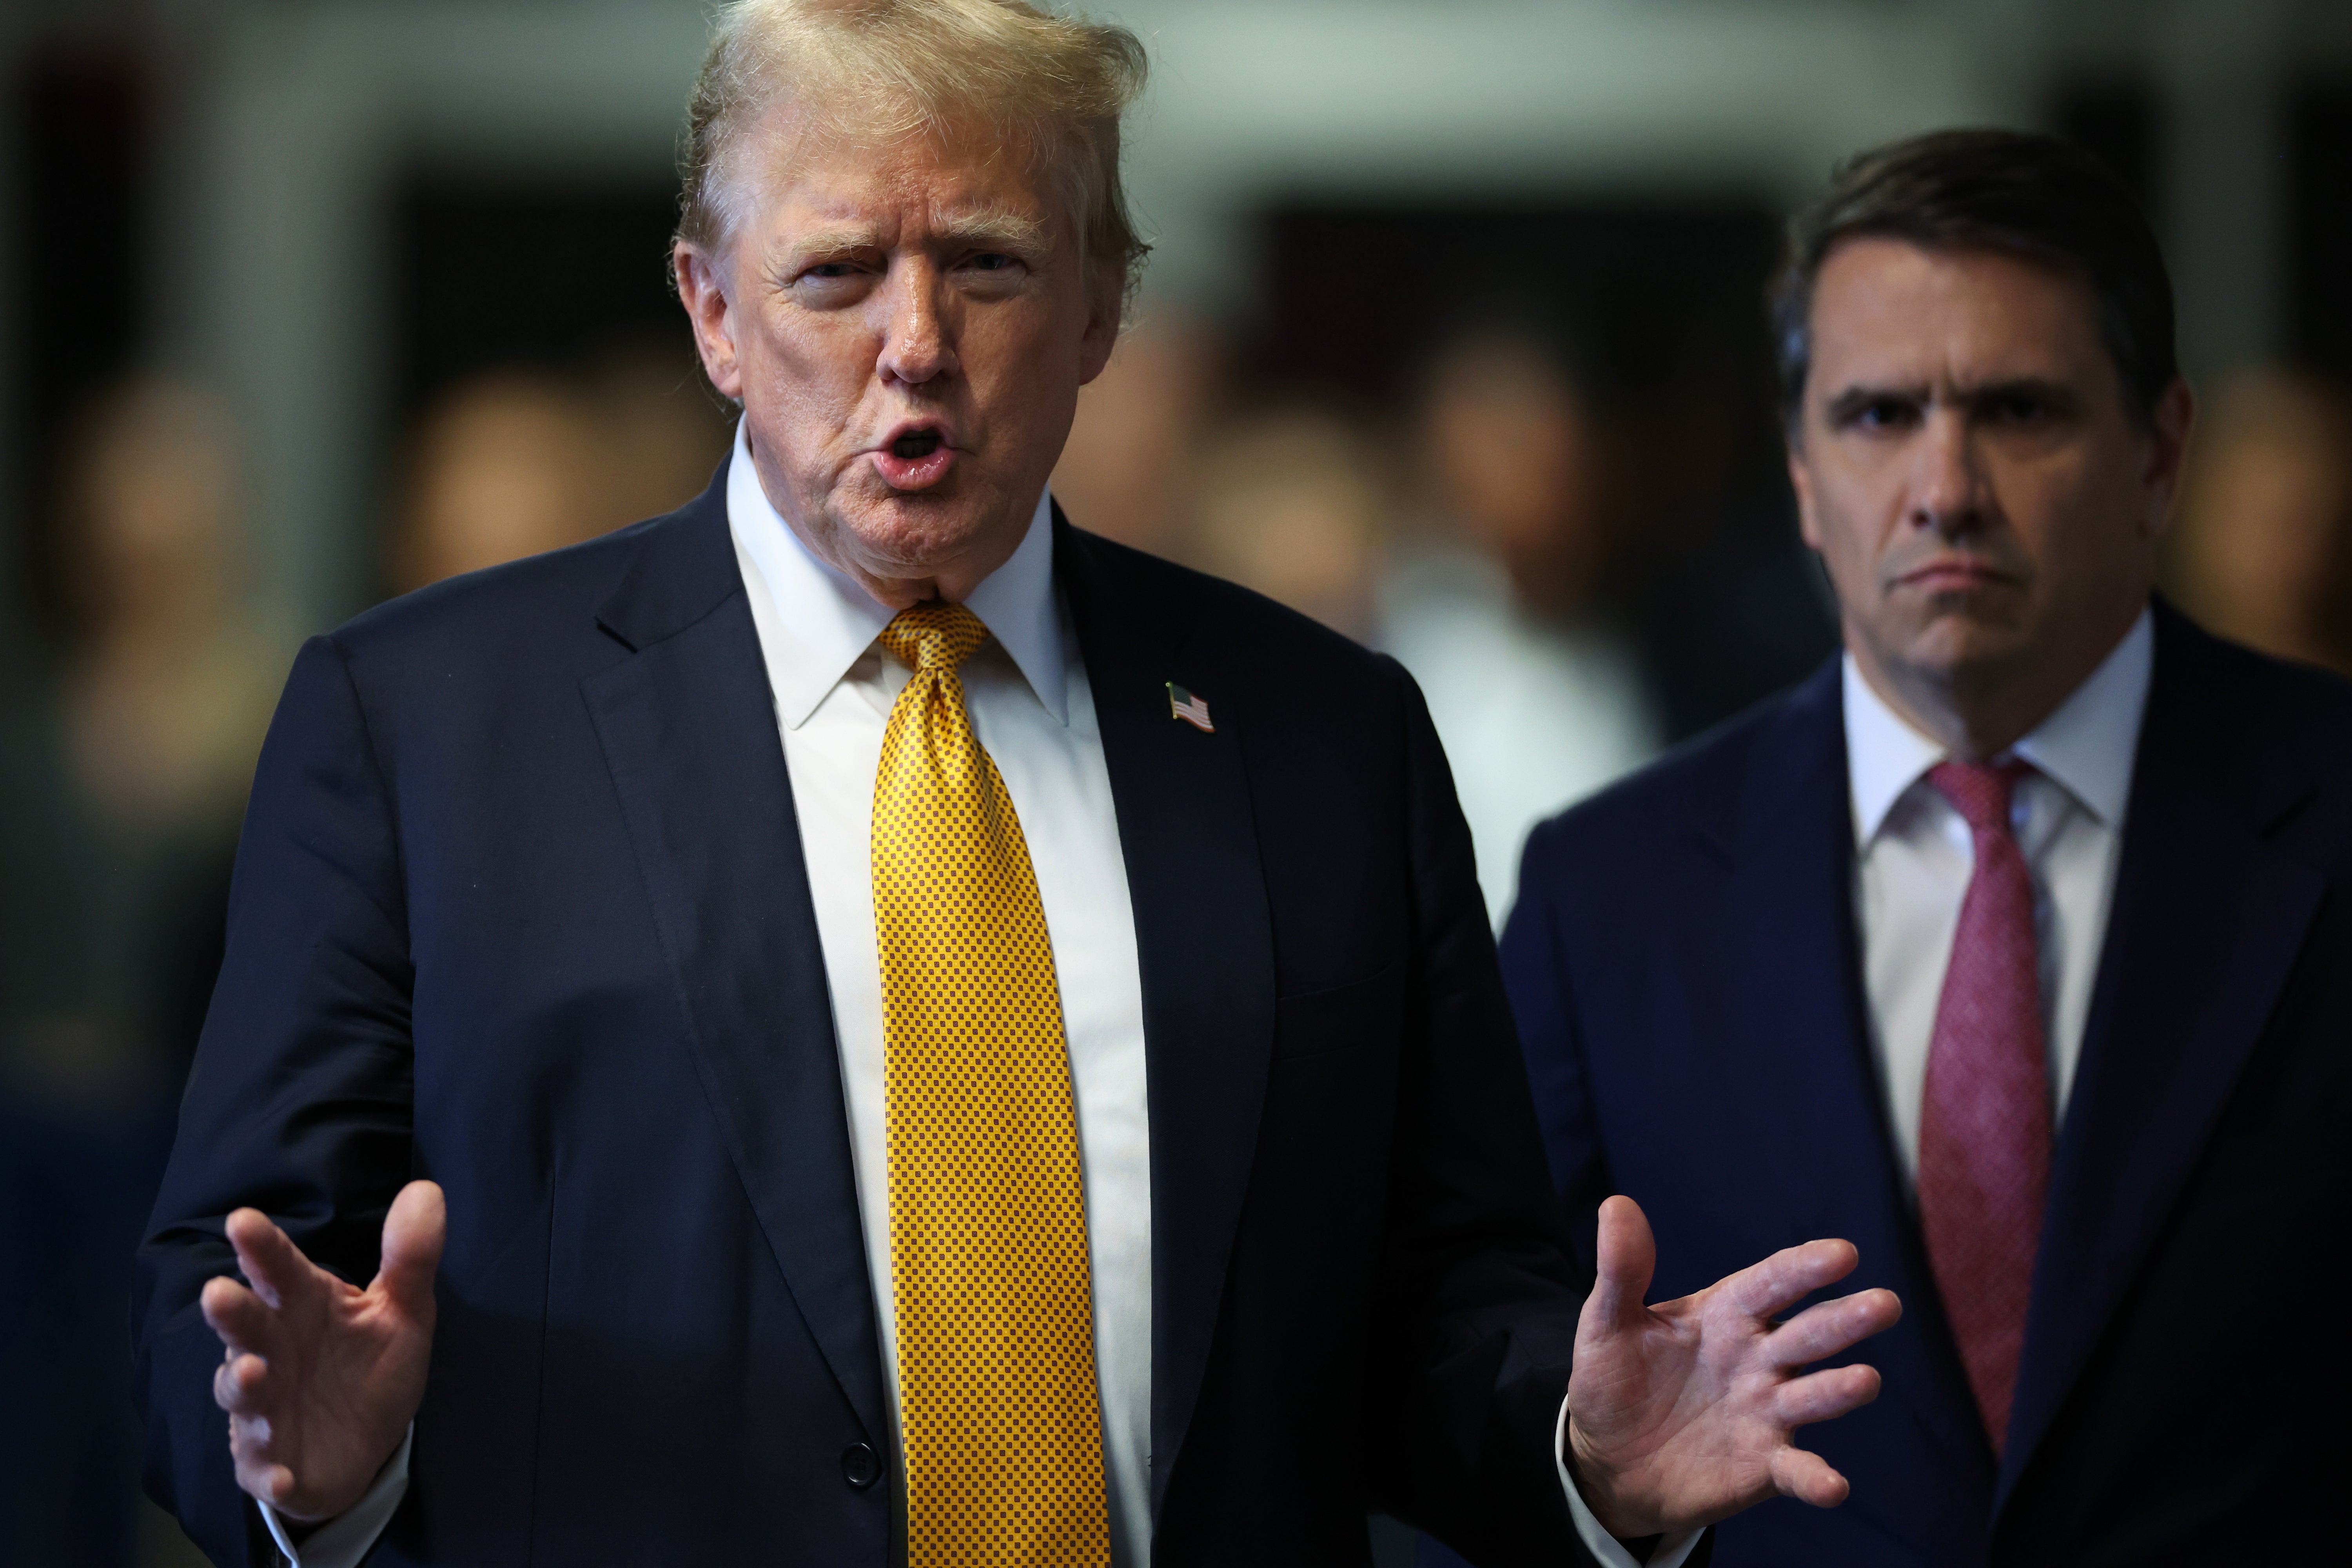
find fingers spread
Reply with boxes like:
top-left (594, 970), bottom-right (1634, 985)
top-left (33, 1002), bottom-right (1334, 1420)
top-left (374, 1180), bottom-right (448, 1314)
top-left (1586, 1195), bottom-right (1659, 1332)
top-left (1769, 1446), bottom-right (1852, 1510)
top-left (200, 1275), bottom-right (271, 1356)
top-left (212, 1350), bottom-right (275, 1414)
top-left (1767, 1287), bottom-right (1902, 1368)
top-left (1774, 1363), bottom-right (1881, 1427)
top-left (224, 1209), bottom-right (310, 1312)
top-left (227, 1415), bottom-right (290, 1497)
top-left (1720, 1238), bottom-right (1861, 1321)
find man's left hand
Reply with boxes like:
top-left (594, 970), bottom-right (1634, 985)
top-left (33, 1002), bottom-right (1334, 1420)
top-left (1564, 1195), bottom-right (1903, 1539)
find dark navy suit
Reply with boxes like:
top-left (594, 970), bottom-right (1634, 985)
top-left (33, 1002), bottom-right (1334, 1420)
top-left (1488, 604), bottom-right (2350, 1565)
top-left (135, 476), bottom-right (1603, 1566)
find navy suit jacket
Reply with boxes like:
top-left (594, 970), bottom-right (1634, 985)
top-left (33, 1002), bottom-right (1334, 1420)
top-left (135, 477), bottom-right (1599, 1567)
top-left (1501, 603), bottom-right (2351, 1566)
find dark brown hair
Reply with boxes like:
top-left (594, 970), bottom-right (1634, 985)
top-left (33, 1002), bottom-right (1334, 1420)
top-left (1770, 127), bottom-right (2178, 432)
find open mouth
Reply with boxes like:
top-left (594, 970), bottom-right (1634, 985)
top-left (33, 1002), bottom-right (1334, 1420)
top-left (872, 424), bottom-right (957, 491)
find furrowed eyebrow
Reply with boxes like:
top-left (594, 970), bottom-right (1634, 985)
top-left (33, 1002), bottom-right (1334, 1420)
top-left (1952, 377), bottom-right (2082, 413)
top-left (933, 208), bottom-right (1050, 255)
top-left (771, 212), bottom-right (1047, 275)
top-left (774, 227), bottom-right (886, 272)
top-left (1825, 384), bottom-right (1927, 423)
top-left (1822, 376), bottom-right (2086, 426)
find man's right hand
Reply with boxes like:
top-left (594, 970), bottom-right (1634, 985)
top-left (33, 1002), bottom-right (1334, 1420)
top-left (1563, 1195), bottom-right (1900, 1540)
top-left (200, 1180), bottom-right (445, 1522)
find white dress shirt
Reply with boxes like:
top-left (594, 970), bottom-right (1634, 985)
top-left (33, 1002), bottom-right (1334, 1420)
top-left (273, 423), bottom-right (1662, 1566)
top-left (730, 429), bottom-right (1158, 1567)
top-left (1846, 610), bottom-right (2154, 1184)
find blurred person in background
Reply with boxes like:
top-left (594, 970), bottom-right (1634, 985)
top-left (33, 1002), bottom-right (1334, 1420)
top-left (389, 370), bottom-right (615, 593)
top-left (1495, 129), bottom-right (2352, 1566)
top-left (1185, 401), bottom-right (1388, 641)
top-left (390, 357), bottom-right (728, 595)
top-left (134, 1), bottom-right (1904, 1562)
top-left (2164, 368), bottom-right (2352, 676)
top-left (1381, 322), bottom-right (1659, 926)
top-left (2, 376), bottom-right (275, 1566)
top-left (1047, 315), bottom-right (1225, 560)
top-left (61, 379), bottom-right (281, 863)
top-left (584, 341), bottom-right (739, 537)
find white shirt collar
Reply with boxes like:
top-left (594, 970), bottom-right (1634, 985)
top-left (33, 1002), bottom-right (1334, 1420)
top-left (1844, 606), bottom-right (2153, 846)
top-left (724, 419), bottom-right (1067, 729)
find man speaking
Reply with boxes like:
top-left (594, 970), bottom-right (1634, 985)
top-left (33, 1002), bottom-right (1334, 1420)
top-left (135, 3), bottom-right (1896, 1563)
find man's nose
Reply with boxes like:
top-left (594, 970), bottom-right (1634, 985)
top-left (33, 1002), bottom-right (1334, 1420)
top-left (1907, 408), bottom-right (1989, 540)
top-left (877, 265), bottom-right (956, 388)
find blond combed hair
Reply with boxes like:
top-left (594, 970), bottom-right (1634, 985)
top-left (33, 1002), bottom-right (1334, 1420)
top-left (676, 0), bottom-right (1150, 291)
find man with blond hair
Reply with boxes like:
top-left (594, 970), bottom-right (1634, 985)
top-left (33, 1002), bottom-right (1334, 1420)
top-left (136, 4), bottom-right (1896, 1564)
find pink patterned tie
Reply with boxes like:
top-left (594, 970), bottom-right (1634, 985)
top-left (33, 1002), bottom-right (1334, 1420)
top-left (1917, 759), bottom-right (2051, 1455)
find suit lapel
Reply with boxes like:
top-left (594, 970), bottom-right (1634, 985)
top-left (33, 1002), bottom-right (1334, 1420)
top-left (1693, 664), bottom-right (1992, 1487)
top-left (1056, 516), bottom-right (1278, 1520)
top-left (579, 487), bottom-right (887, 1441)
top-left (1999, 612), bottom-right (2323, 1508)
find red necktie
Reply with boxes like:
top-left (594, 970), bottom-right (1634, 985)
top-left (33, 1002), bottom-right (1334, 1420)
top-left (1917, 759), bottom-right (2051, 1455)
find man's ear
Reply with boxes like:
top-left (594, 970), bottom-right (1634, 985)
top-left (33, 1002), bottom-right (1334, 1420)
top-left (676, 241), bottom-right (744, 399)
top-left (1076, 262), bottom-right (1124, 387)
top-left (2141, 375), bottom-right (2195, 538)
top-left (1788, 439), bottom-right (1825, 552)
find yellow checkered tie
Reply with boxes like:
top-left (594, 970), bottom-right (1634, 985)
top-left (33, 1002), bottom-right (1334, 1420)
top-left (872, 602), bottom-right (1112, 1568)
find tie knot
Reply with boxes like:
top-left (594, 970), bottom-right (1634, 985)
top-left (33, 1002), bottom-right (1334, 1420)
top-left (880, 601), bottom-right (989, 675)
top-left (1928, 758), bottom-right (2033, 835)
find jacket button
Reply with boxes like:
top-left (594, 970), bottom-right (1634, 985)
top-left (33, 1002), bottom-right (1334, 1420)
top-left (841, 1442), bottom-right (881, 1490)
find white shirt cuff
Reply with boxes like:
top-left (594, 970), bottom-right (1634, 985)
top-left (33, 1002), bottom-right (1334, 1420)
top-left (1555, 1396), bottom-right (1704, 1568)
top-left (262, 1407), bottom-right (1676, 1566)
top-left (259, 1425), bottom-right (412, 1568)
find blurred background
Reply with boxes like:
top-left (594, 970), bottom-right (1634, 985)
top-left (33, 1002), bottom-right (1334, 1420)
top-left (3, 0), bottom-right (2350, 1561)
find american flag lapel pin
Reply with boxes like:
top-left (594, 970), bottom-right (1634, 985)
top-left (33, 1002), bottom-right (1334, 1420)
top-left (1166, 681), bottom-right (1215, 733)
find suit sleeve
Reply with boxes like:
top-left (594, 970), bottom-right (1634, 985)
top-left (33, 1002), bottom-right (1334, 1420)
top-left (1498, 821), bottom-right (1616, 1279)
top-left (132, 635), bottom-right (419, 1566)
top-left (1364, 657), bottom-right (1599, 1568)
